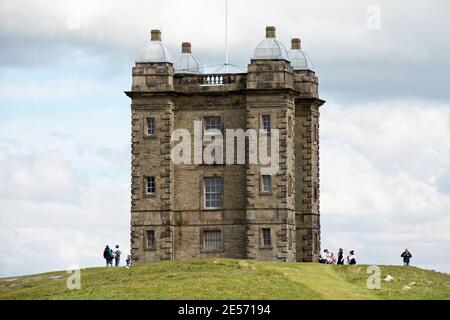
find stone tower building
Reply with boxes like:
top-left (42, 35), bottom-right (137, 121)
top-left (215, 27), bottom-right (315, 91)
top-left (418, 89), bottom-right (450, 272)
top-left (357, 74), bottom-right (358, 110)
top-left (126, 27), bottom-right (324, 263)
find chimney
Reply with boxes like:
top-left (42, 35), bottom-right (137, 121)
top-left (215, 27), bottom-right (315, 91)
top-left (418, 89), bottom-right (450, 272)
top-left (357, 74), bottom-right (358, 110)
top-left (181, 42), bottom-right (192, 54)
top-left (151, 29), bottom-right (161, 41)
top-left (291, 38), bottom-right (301, 50)
top-left (265, 26), bottom-right (276, 38)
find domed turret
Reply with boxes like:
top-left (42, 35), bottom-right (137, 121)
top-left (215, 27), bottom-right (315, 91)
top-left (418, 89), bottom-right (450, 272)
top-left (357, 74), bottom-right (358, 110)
top-left (137, 29), bottom-right (171, 63)
top-left (253, 26), bottom-right (288, 60)
top-left (288, 38), bottom-right (313, 71)
top-left (174, 42), bottom-right (204, 74)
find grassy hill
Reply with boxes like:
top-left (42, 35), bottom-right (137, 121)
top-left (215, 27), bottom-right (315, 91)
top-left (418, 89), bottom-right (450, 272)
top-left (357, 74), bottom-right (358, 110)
top-left (0, 259), bottom-right (449, 300)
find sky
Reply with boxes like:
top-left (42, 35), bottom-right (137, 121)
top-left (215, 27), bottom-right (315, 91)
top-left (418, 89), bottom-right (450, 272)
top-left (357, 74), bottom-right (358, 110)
top-left (0, 0), bottom-right (449, 277)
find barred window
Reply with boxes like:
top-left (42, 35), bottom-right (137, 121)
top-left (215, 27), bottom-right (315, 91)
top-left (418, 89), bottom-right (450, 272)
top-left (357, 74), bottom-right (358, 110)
top-left (262, 115), bottom-right (271, 133)
top-left (288, 116), bottom-right (293, 137)
top-left (262, 228), bottom-right (272, 247)
top-left (314, 181), bottom-right (319, 201)
top-left (146, 176), bottom-right (156, 194)
top-left (262, 175), bottom-right (272, 193)
top-left (204, 177), bottom-right (222, 209)
top-left (146, 117), bottom-right (155, 135)
top-left (204, 116), bottom-right (221, 134)
top-left (313, 123), bottom-right (319, 143)
top-left (203, 230), bottom-right (221, 250)
top-left (147, 230), bottom-right (156, 249)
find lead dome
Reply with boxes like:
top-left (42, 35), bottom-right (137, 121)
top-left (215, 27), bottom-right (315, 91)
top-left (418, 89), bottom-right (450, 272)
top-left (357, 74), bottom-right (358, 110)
top-left (174, 42), bottom-right (204, 74)
top-left (253, 26), bottom-right (289, 60)
top-left (137, 29), bottom-right (171, 63)
top-left (288, 38), bottom-right (313, 71)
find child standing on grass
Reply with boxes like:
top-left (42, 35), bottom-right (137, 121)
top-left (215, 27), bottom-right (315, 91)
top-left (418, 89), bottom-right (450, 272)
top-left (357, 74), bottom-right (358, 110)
top-left (126, 255), bottom-right (132, 268)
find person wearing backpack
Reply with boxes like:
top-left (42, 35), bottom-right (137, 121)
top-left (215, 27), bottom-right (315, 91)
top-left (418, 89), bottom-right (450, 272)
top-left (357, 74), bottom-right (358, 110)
top-left (103, 245), bottom-right (113, 267)
top-left (114, 244), bottom-right (121, 267)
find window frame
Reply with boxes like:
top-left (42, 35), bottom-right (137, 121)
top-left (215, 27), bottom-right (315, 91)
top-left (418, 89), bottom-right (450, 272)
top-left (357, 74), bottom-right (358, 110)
top-left (145, 229), bottom-right (156, 250)
top-left (145, 176), bottom-right (156, 195)
top-left (261, 228), bottom-right (272, 248)
top-left (261, 115), bottom-right (271, 134)
top-left (203, 176), bottom-right (223, 209)
top-left (261, 174), bottom-right (272, 194)
top-left (203, 116), bottom-right (222, 136)
top-left (201, 229), bottom-right (222, 252)
top-left (145, 117), bottom-right (156, 136)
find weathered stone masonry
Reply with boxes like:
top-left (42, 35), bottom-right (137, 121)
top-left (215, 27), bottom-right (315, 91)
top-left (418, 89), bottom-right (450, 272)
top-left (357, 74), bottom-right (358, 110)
top-left (126, 27), bottom-right (325, 263)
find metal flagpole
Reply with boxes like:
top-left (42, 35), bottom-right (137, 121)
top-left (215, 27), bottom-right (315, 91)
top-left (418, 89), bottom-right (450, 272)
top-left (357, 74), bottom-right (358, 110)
top-left (225, 0), bottom-right (228, 73)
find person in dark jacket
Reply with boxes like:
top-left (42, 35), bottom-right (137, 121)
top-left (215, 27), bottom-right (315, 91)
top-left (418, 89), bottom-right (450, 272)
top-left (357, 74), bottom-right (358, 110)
top-left (401, 248), bottom-right (412, 266)
top-left (337, 248), bottom-right (345, 265)
top-left (103, 245), bottom-right (114, 267)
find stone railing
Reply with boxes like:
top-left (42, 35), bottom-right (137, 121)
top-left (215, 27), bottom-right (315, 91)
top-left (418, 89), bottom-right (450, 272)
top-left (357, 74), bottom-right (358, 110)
top-left (174, 73), bottom-right (247, 87)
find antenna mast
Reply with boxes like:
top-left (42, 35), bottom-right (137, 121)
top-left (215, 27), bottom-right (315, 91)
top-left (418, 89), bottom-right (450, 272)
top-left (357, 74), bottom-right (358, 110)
top-left (224, 0), bottom-right (228, 73)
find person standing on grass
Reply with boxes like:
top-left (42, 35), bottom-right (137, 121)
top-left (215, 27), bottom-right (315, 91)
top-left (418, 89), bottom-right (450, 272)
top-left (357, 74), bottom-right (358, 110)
top-left (401, 248), bottom-right (412, 266)
top-left (126, 255), bottom-right (132, 268)
top-left (347, 250), bottom-right (356, 265)
top-left (337, 248), bottom-right (345, 265)
top-left (114, 244), bottom-right (121, 267)
top-left (103, 245), bottom-right (113, 267)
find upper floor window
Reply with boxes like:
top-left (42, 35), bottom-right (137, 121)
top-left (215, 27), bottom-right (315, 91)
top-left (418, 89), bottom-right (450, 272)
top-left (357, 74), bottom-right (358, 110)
top-left (204, 177), bottom-right (222, 209)
top-left (146, 117), bottom-right (155, 136)
top-left (204, 116), bottom-right (222, 135)
top-left (262, 115), bottom-right (271, 134)
top-left (146, 176), bottom-right (156, 194)
top-left (262, 175), bottom-right (272, 193)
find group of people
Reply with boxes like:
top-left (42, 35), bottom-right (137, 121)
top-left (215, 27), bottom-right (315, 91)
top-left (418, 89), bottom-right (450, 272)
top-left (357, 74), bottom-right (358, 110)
top-left (320, 248), bottom-right (413, 266)
top-left (103, 245), bottom-right (132, 267)
top-left (319, 248), bottom-right (356, 265)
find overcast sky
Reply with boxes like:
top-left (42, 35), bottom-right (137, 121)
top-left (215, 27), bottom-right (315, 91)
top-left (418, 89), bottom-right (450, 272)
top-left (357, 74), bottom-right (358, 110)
top-left (0, 0), bottom-right (449, 277)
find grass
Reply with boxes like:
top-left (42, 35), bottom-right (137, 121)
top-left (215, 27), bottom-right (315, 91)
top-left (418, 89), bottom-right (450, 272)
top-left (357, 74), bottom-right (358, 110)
top-left (0, 259), bottom-right (448, 300)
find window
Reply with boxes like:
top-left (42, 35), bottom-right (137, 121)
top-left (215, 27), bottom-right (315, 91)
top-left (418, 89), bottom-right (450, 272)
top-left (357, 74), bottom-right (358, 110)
top-left (288, 175), bottom-right (293, 196)
top-left (313, 123), bottom-right (318, 143)
top-left (314, 181), bottom-right (319, 201)
top-left (146, 176), bottom-right (156, 194)
top-left (288, 116), bottom-right (293, 137)
top-left (146, 117), bottom-right (155, 136)
top-left (204, 116), bottom-right (221, 134)
top-left (288, 229), bottom-right (293, 250)
top-left (204, 177), bottom-right (222, 209)
top-left (146, 230), bottom-right (156, 249)
top-left (262, 228), bottom-right (272, 247)
top-left (203, 230), bottom-right (221, 250)
top-left (262, 175), bottom-right (272, 193)
top-left (313, 230), bottom-right (319, 255)
top-left (262, 115), bottom-right (271, 133)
